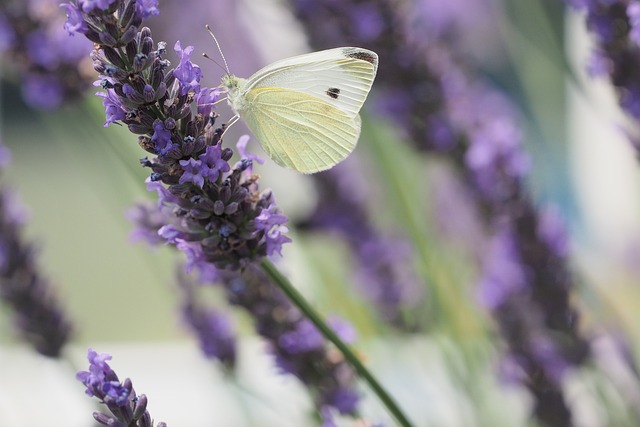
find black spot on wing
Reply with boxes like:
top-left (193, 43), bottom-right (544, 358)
top-left (343, 48), bottom-right (377, 65)
top-left (326, 87), bottom-right (340, 99)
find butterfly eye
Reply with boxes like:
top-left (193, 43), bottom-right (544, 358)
top-left (326, 87), bottom-right (340, 99)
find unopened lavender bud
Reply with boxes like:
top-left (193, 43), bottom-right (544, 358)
top-left (143, 85), bottom-right (155, 103)
top-left (132, 394), bottom-right (148, 420)
top-left (141, 36), bottom-right (153, 55)
top-left (99, 30), bottom-right (118, 47)
top-left (120, 0), bottom-right (137, 28)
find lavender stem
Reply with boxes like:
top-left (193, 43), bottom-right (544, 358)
top-left (259, 259), bottom-right (414, 427)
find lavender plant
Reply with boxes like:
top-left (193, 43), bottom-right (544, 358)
top-left (77, 348), bottom-right (167, 427)
top-left (292, 1), bottom-right (591, 425)
top-left (0, 0), bottom-right (93, 109)
top-left (0, 142), bottom-right (73, 358)
top-left (64, 1), bottom-right (410, 425)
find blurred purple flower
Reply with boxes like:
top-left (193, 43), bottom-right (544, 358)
top-left (477, 224), bottom-right (526, 310)
top-left (1, 0), bottom-right (93, 109)
top-left (0, 142), bottom-right (73, 358)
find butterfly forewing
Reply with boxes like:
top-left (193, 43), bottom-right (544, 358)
top-left (243, 47), bottom-right (378, 119)
top-left (240, 87), bottom-right (361, 174)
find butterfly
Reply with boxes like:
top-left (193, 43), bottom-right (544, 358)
top-left (218, 47), bottom-right (379, 174)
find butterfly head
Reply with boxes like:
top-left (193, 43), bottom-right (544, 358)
top-left (220, 74), bottom-right (247, 112)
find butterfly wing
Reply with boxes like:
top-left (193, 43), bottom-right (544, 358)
top-left (243, 47), bottom-right (378, 119)
top-left (240, 87), bottom-right (361, 174)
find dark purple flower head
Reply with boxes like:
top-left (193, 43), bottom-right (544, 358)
top-left (173, 41), bottom-right (203, 95)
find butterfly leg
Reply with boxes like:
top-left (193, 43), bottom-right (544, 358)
top-left (219, 115), bottom-right (239, 141)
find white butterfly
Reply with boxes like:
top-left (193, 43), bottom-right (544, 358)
top-left (219, 47), bottom-right (379, 174)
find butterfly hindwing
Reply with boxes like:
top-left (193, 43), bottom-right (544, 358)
top-left (240, 87), bottom-right (361, 174)
top-left (243, 47), bottom-right (378, 119)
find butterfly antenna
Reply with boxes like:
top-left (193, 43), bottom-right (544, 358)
top-left (202, 53), bottom-right (229, 77)
top-left (205, 24), bottom-right (230, 75)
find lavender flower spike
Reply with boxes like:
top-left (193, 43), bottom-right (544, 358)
top-left (66, 0), bottom-right (290, 272)
top-left (77, 348), bottom-right (167, 427)
top-left (0, 143), bottom-right (72, 358)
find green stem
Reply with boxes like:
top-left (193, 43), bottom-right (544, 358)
top-left (260, 260), bottom-right (414, 427)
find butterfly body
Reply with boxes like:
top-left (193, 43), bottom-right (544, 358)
top-left (220, 47), bottom-right (378, 174)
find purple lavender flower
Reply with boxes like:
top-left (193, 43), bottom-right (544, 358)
top-left (173, 41), bottom-right (203, 95)
top-left (0, 143), bottom-right (73, 358)
top-left (178, 158), bottom-right (206, 188)
top-left (198, 144), bottom-right (231, 182)
top-left (1, 0), bottom-right (93, 109)
top-left (77, 348), bottom-right (167, 427)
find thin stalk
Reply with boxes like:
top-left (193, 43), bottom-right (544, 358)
top-left (260, 259), bottom-right (414, 427)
